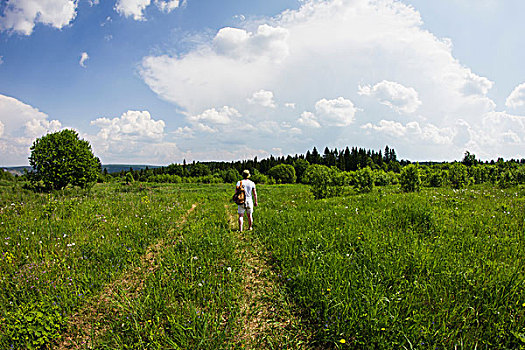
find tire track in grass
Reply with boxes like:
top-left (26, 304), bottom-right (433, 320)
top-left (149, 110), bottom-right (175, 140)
top-left (56, 203), bottom-right (198, 349)
top-left (225, 204), bottom-right (309, 349)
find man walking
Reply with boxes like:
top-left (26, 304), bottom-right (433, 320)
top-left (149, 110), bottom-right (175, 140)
top-left (237, 170), bottom-right (258, 231)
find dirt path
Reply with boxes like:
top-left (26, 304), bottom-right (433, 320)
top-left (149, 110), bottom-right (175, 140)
top-left (55, 204), bottom-right (197, 349)
top-left (225, 205), bottom-right (308, 349)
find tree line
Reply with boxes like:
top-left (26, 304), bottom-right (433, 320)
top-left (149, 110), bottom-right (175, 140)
top-left (10, 129), bottom-right (525, 195)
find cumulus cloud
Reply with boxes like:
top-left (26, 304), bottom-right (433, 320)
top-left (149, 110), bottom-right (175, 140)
top-left (0, 0), bottom-right (77, 35)
top-left (213, 24), bottom-right (289, 63)
top-left (297, 111), bottom-right (320, 128)
top-left (155, 0), bottom-right (181, 13)
top-left (0, 94), bottom-right (62, 165)
top-left (314, 97), bottom-right (357, 127)
top-left (247, 90), bottom-right (276, 108)
top-left (361, 120), bottom-right (455, 145)
top-left (79, 52), bottom-right (89, 68)
top-left (91, 110), bottom-right (165, 141)
top-left (358, 80), bottom-right (421, 114)
top-left (115, 0), bottom-right (151, 20)
top-left (115, 0), bottom-right (182, 20)
top-left (139, 0), bottom-right (503, 161)
top-left (188, 106), bottom-right (241, 132)
top-left (506, 83), bottom-right (525, 110)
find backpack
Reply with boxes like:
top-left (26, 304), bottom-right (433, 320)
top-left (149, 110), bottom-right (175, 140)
top-left (232, 181), bottom-right (245, 205)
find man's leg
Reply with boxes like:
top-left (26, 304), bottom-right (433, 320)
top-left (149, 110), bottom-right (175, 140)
top-left (247, 208), bottom-right (253, 230)
top-left (238, 213), bottom-right (244, 231)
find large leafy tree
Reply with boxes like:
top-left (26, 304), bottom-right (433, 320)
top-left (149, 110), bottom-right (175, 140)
top-left (29, 129), bottom-right (101, 190)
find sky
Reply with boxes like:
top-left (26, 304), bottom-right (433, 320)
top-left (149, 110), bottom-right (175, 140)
top-left (1, 0), bottom-right (525, 166)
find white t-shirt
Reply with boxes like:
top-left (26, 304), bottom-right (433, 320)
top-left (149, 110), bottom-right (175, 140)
top-left (237, 179), bottom-right (256, 204)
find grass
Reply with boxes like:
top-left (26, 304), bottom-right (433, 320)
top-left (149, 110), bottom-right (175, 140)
top-left (0, 182), bottom-right (524, 349)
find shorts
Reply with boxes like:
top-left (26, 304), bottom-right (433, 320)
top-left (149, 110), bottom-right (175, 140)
top-left (238, 201), bottom-right (253, 215)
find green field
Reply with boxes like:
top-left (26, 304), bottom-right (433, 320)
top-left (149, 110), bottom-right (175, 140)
top-left (1, 182), bottom-right (524, 349)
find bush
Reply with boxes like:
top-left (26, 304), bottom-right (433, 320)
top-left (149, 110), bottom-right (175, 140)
top-left (303, 164), bottom-right (334, 199)
top-left (399, 164), bottom-right (421, 192)
top-left (28, 129), bottom-right (100, 191)
top-left (250, 169), bottom-right (270, 184)
top-left (268, 164), bottom-right (296, 184)
top-left (448, 163), bottom-right (469, 189)
top-left (354, 167), bottom-right (374, 193)
top-left (220, 169), bottom-right (241, 183)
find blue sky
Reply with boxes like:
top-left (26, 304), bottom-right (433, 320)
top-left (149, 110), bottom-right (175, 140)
top-left (1, 0), bottom-right (525, 166)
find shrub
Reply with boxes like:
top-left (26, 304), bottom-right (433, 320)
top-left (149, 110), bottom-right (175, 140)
top-left (268, 164), bottom-right (296, 184)
top-left (354, 167), bottom-right (374, 193)
top-left (498, 169), bottom-right (516, 189)
top-left (399, 164), bottom-right (421, 192)
top-left (448, 162), bottom-right (469, 189)
top-left (220, 169), bottom-right (241, 183)
top-left (303, 164), bottom-right (334, 199)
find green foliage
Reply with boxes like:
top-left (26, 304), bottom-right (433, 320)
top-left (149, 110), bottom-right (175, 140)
top-left (3, 301), bottom-right (66, 349)
top-left (28, 129), bottom-right (100, 191)
top-left (249, 169), bottom-right (270, 184)
top-left (293, 159), bottom-right (310, 183)
top-left (189, 163), bottom-right (211, 177)
top-left (426, 169), bottom-right (446, 187)
top-left (448, 162), bottom-right (469, 189)
top-left (498, 169), bottom-right (517, 189)
top-left (268, 164), bottom-right (296, 184)
top-left (303, 164), bottom-right (335, 199)
top-left (220, 168), bottom-right (241, 183)
top-left (0, 169), bottom-right (15, 181)
top-left (125, 172), bottom-right (135, 184)
top-left (399, 164), bottom-right (421, 192)
top-left (354, 166), bottom-right (374, 193)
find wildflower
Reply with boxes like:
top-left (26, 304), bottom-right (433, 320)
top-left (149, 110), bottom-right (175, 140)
top-left (381, 328), bottom-right (386, 331)
top-left (340, 338), bottom-right (346, 344)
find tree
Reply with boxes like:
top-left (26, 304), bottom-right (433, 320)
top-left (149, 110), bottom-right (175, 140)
top-left (268, 164), bottom-right (296, 183)
top-left (462, 151), bottom-right (477, 167)
top-left (29, 129), bottom-right (100, 191)
top-left (293, 159), bottom-right (310, 183)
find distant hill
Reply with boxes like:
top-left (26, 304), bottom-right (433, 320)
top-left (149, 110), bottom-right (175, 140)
top-left (2, 164), bottom-right (162, 175)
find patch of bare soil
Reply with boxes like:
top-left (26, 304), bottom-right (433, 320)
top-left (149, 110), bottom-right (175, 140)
top-left (55, 204), bottom-right (197, 349)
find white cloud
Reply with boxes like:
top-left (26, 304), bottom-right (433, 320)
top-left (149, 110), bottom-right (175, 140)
top-left (247, 90), bottom-right (276, 108)
top-left (188, 106), bottom-right (241, 132)
top-left (91, 110), bottom-right (165, 141)
top-left (314, 97), bottom-right (357, 127)
top-left (0, 94), bottom-right (62, 165)
top-left (155, 0), bottom-right (180, 13)
top-left (361, 120), bottom-right (455, 145)
top-left (506, 83), bottom-right (525, 110)
top-left (115, 0), bottom-right (183, 20)
top-left (0, 0), bottom-right (77, 35)
top-left (297, 111), bottom-right (320, 128)
top-left (213, 24), bottom-right (289, 63)
top-left (139, 0), bottom-right (504, 161)
top-left (358, 80), bottom-right (421, 114)
top-left (115, 0), bottom-right (151, 21)
top-left (79, 52), bottom-right (89, 68)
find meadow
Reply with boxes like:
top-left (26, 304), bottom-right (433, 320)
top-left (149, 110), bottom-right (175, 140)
top-left (0, 181), bottom-right (524, 349)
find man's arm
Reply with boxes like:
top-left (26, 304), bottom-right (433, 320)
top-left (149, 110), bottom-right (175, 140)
top-left (253, 187), bottom-right (258, 206)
